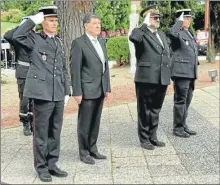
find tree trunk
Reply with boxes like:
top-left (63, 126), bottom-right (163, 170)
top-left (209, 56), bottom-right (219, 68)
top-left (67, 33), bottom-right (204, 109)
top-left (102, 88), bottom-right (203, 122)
top-left (56, 1), bottom-right (93, 71)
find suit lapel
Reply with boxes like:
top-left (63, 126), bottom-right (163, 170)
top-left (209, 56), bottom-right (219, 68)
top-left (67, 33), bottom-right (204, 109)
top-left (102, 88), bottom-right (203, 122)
top-left (182, 31), bottom-right (195, 51)
top-left (83, 34), bottom-right (102, 62)
top-left (158, 31), bottom-right (167, 49)
top-left (98, 37), bottom-right (107, 62)
top-left (146, 29), bottom-right (163, 48)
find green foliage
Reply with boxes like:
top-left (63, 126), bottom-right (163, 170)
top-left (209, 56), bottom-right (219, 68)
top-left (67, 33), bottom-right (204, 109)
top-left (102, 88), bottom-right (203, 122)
top-left (8, 9), bottom-right (24, 23)
top-left (1, 9), bottom-right (24, 23)
top-left (94, 0), bottom-right (131, 31)
top-left (106, 37), bottom-right (129, 64)
top-left (1, 11), bottom-right (10, 22)
top-left (25, 1), bottom-right (54, 16)
top-left (111, 0), bottom-right (131, 30)
top-left (1, 1), bottom-right (54, 21)
top-left (94, 0), bottom-right (115, 31)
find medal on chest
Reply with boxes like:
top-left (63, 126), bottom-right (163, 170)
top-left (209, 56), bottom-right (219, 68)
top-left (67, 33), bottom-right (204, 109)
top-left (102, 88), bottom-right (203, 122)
top-left (42, 52), bottom-right (47, 61)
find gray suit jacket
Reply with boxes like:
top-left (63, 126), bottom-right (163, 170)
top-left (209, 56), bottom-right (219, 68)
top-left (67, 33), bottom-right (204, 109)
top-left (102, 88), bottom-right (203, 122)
top-left (70, 34), bottom-right (111, 99)
top-left (13, 19), bottom-right (70, 101)
top-left (169, 20), bottom-right (198, 79)
top-left (129, 24), bottom-right (171, 85)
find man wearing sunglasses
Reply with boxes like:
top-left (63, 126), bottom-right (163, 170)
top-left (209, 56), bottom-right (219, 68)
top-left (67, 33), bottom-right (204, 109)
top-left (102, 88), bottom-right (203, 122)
top-left (169, 9), bottom-right (198, 138)
top-left (129, 4), bottom-right (171, 150)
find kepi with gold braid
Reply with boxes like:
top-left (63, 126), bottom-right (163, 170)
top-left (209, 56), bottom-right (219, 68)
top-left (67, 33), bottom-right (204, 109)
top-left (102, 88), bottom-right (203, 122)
top-left (140, 4), bottom-right (162, 18)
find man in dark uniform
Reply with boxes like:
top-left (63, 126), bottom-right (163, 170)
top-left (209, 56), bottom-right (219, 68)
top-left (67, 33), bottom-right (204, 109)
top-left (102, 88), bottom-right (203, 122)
top-left (129, 5), bottom-right (171, 150)
top-left (13, 6), bottom-right (70, 182)
top-left (4, 16), bottom-right (34, 136)
top-left (70, 13), bottom-right (111, 165)
top-left (169, 9), bottom-right (197, 138)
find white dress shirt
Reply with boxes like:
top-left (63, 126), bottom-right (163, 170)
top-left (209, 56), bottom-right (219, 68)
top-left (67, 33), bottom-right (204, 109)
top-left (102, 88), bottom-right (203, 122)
top-left (86, 33), bottom-right (105, 73)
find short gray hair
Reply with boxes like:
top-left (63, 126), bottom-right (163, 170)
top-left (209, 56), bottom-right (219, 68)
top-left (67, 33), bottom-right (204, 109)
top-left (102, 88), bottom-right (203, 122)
top-left (83, 13), bottom-right (100, 26)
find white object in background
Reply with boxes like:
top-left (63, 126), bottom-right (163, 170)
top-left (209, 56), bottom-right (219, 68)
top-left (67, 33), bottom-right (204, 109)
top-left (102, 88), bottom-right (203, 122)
top-left (128, 4), bottom-right (139, 75)
top-left (1, 42), bottom-right (10, 50)
top-left (1, 43), bottom-right (10, 69)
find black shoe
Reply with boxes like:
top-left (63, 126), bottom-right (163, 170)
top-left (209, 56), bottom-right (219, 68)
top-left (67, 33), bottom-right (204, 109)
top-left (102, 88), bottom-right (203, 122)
top-left (23, 124), bottom-right (32, 136)
top-left (184, 128), bottom-right (197, 135)
top-left (149, 139), bottom-right (165, 147)
top-left (90, 152), bottom-right (107, 159)
top-left (173, 130), bottom-right (190, 138)
top-left (49, 167), bottom-right (68, 177)
top-left (140, 141), bottom-right (155, 150)
top-left (38, 172), bottom-right (52, 182)
top-left (80, 155), bottom-right (95, 165)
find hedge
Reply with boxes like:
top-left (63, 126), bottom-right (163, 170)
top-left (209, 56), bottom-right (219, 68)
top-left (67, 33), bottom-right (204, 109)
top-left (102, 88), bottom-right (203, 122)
top-left (106, 36), bottom-right (130, 65)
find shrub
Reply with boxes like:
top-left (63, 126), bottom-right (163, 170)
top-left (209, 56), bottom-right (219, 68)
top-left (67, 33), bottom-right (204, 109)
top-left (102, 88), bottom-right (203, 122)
top-left (8, 9), bottom-right (24, 23)
top-left (106, 36), bottom-right (129, 65)
top-left (1, 11), bottom-right (10, 22)
top-left (1, 73), bottom-right (8, 84)
top-left (9, 14), bottom-right (23, 23)
top-left (1, 9), bottom-right (24, 23)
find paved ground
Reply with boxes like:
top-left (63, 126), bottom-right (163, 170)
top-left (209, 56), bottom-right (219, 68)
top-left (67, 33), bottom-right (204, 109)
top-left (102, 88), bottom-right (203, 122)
top-left (1, 85), bottom-right (219, 184)
top-left (1, 59), bottom-right (219, 129)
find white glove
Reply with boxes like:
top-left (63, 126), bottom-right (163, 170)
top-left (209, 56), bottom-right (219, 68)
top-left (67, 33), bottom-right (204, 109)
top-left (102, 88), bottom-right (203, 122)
top-left (178, 12), bottom-right (184, 21)
top-left (143, 13), bottom-right (150, 26)
top-left (19, 19), bottom-right (27, 26)
top-left (30, 12), bottom-right (44, 25)
top-left (64, 95), bottom-right (70, 106)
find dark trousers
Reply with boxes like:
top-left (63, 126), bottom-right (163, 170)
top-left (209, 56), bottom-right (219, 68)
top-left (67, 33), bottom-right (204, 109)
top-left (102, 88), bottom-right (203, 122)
top-left (32, 99), bottom-right (64, 174)
top-left (77, 95), bottom-right (104, 158)
top-left (173, 78), bottom-right (195, 131)
top-left (17, 78), bottom-right (33, 127)
top-left (17, 78), bottom-right (29, 114)
top-left (135, 83), bottom-right (167, 143)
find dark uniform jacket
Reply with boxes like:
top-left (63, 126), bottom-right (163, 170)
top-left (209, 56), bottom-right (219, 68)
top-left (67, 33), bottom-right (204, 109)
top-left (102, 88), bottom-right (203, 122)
top-left (129, 24), bottom-right (171, 85)
top-left (70, 34), bottom-right (111, 99)
top-left (13, 19), bottom-right (70, 101)
top-left (4, 27), bottom-right (33, 79)
top-left (169, 20), bottom-right (198, 79)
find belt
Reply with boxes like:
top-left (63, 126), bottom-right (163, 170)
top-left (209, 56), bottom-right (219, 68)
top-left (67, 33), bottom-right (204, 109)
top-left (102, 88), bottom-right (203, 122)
top-left (18, 60), bottom-right (30, 67)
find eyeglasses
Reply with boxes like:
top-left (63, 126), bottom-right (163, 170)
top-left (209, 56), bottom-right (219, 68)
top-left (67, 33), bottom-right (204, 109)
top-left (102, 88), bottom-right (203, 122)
top-left (150, 17), bottom-right (160, 21)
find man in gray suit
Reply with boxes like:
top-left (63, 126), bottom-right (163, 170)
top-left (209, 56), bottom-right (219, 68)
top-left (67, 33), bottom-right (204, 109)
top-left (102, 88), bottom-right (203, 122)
top-left (4, 16), bottom-right (34, 136)
top-left (13, 6), bottom-right (70, 182)
top-left (70, 13), bottom-right (111, 165)
top-left (169, 9), bottom-right (197, 138)
top-left (129, 5), bottom-right (171, 150)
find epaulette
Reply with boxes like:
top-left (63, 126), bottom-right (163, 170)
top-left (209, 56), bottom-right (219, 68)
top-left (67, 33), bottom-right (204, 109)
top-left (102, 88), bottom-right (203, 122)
top-left (38, 31), bottom-right (47, 39)
top-left (138, 23), bottom-right (144, 28)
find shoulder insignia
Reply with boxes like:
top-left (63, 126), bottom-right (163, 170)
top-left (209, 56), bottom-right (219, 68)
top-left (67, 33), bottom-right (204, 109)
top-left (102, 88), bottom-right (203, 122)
top-left (138, 23), bottom-right (143, 28)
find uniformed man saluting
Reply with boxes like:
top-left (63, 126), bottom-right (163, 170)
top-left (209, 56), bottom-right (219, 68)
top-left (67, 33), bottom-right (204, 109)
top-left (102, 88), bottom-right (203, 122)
top-left (129, 4), bottom-right (171, 150)
top-left (13, 6), bottom-right (70, 182)
top-left (169, 9), bottom-right (198, 138)
top-left (4, 16), bottom-right (34, 136)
